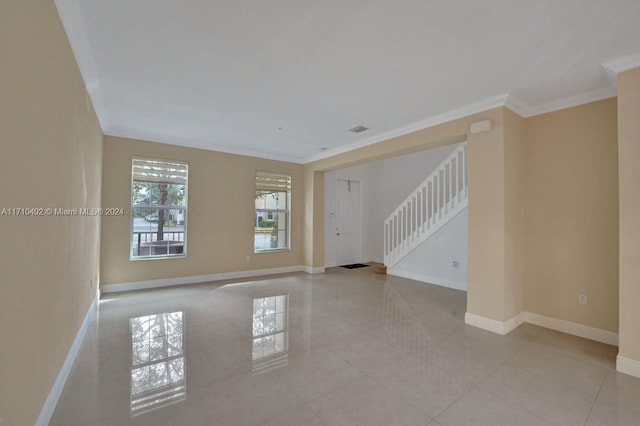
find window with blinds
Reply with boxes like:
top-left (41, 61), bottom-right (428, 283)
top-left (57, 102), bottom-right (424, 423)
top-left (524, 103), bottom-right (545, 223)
top-left (131, 158), bottom-right (188, 259)
top-left (255, 171), bottom-right (291, 252)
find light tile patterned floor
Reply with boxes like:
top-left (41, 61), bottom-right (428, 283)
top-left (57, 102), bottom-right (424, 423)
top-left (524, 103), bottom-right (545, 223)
top-left (51, 267), bottom-right (639, 425)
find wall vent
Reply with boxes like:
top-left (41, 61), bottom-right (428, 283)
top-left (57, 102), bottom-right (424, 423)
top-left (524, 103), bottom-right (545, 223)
top-left (348, 125), bottom-right (369, 133)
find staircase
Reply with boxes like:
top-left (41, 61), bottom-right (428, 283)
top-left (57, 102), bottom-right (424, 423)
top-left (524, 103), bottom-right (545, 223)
top-left (384, 143), bottom-right (468, 268)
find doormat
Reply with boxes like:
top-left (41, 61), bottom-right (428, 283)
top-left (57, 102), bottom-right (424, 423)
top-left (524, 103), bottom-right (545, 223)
top-left (341, 263), bottom-right (369, 269)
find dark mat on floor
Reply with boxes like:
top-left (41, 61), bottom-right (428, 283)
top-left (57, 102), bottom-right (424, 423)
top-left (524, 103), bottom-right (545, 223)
top-left (341, 263), bottom-right (369, 269)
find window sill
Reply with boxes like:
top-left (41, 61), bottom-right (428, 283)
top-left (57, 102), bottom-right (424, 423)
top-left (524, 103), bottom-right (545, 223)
top-left (130, 254), bottom-right (186, 261)
top-left (254, 248), bottom-right (290, 254)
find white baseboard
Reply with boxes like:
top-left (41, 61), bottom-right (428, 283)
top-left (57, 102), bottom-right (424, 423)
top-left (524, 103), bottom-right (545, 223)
top-left (503, 312), bottom-right (527, 334)
top-left (523, 312), bottom-right (618, 346)
top-left (36, 290), bottom-right (99, 426)
top-left (464, 312), bottom-right (524, 335)
top-left (302, 266), bottom-right (325, 274)
top-left (617, 356), bottom-right (640, 379)
top-left (387, 268), bottom-right (467, 292)
top-left (101, 265), bottom-right (308, 293)
top-left (465, 311), bottom-right (619, 346)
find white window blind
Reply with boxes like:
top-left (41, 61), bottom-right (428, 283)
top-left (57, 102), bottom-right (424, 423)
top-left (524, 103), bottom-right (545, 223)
top-left (256, 171), bottom-right (291, 192)
top-left (132, 158), bottom-right (188, 185)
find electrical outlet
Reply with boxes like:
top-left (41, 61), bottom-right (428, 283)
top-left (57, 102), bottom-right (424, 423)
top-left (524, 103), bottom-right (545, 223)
top-left (246, 255), bottom-right (251, 262)
top-left (578, 294), bottom-right (588, 305)
top-left (452, 261), bottom-right (459, 268)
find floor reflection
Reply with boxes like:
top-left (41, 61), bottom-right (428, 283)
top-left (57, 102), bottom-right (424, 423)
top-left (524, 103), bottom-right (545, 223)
top-left (383, 283), bottom-right (430, 351)
top-left (129, 312), bottom-right (186, 416)
top-left (252, 295), bottom-right (289, 374)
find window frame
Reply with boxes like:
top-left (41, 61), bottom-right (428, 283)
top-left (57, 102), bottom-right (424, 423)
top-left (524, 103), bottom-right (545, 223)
top-left (254, 171), bottom-right (291, 253)
top-left (130, 157), bottom-right (189, 260)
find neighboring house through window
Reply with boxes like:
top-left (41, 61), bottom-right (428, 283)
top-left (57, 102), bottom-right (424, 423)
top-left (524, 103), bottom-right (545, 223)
top-left (131, 158), bottom-right (188, 259)
top-left (255, 171), bottom-right (291, 252)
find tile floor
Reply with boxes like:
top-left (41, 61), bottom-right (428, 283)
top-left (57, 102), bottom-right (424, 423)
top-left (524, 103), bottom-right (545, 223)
top-left (51, 267), bottom-right (640, 425)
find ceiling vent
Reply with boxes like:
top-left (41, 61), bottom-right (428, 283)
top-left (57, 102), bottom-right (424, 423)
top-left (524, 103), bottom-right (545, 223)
top-left (348, 125), bottom-right (369, 133)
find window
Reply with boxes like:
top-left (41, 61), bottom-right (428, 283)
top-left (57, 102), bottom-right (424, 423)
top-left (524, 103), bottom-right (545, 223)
top-left (131, 158), bottom-right (188, 259)
top-left (254, 171), bottom-right (291, 252)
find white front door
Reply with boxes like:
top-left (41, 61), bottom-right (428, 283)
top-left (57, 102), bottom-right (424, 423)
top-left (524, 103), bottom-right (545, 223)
top-left (336, 179), bottom-right (362, 265)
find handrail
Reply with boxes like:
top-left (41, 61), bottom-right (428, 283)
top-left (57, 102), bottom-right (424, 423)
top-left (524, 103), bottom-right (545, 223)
top-left (383, 143), bottom-right (468, 268)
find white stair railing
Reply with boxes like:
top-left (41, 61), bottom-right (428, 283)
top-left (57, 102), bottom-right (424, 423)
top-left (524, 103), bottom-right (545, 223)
top-left (384, 143), bottom-right (468, 268)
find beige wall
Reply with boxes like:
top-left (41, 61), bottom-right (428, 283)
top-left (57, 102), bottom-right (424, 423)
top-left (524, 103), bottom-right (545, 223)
top-left (302, 169), bottom-right (324, 267)
top-left (617, 68), bottom-right (640, 363)
top-left (466, 109), bottom-right (510, 322)
top-left (0, 1), bottom-right (103, 424)
top-left (465, 107), bottom-right (526, 323)
top-left (101, 136), bottom-right (303, 285)
top-left (524, 98), bottom-right (619, 332)
top-left (503, 108), bottom-right (527, 320)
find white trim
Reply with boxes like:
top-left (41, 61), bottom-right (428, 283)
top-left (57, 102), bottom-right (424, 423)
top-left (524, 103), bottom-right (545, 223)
top-left (106, 128), bottom-right (303, 164)
top-left (602, 52), bottom-right (640, 82)
top-left (103, 86), bottom-right (618, 164)
top-left (522, 88), bottom-right (616, 118)
top-left (302, 266), bottom-right (325, 274)
top-left (36, 290), bottom-right (99, 426)
top-left (503, 94), bottom-right (531, 117)
top-left (303, 88), bottom-right (622, 164)
top-left (101, 265), bottom-right (306, 293)
top-left (464, 312), bottom-right (525, 335)
top-left (505, 89), bottom-right (617, 118)
top-left (385, 201), bottom-right (468, 268)
top-left (503, 312), bottom-right (527, 334)
top-left (387, 269), bottom-right (467, 292)
top-left (522, 312), bottom-right (618, 346)
top-left (464, 311), bottom-right (618, 346)
top-left (617, 356), bottom-right (640, 379)
top-left (303, 94), bottom-right (508, 163)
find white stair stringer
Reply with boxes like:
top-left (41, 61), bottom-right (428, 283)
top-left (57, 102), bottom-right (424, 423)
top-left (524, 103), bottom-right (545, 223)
top-left (384, 143), bottom-right (468, 268)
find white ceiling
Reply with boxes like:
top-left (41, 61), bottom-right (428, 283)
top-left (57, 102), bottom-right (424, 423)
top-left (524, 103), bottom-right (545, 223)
top-left (54, 0), bottom-right (640, 163)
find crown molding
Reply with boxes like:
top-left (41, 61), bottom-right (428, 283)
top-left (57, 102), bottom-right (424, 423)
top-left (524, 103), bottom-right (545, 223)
top-left (523, 87), bottom-right (616, 118)
top-left (110, 84), bottom-right (616, 165)
top-left (303, 86), bottom-right (618, 164)
top-left (604, 52), bottom-right (640, 74)
top-left (105, 128), bottom-right (305, 164)
top-left (54, 0), bottom-right (634, 165)
top-left (602, 52), bottom-right (640, 85)
top-left (302, 94), bottom-right (508, 164)
top-left (503, 94), bottom-right (531, 117)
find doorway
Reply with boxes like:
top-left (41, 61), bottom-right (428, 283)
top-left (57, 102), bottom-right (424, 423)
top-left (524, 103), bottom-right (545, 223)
top-left (336, 179), bottom-right (362, 265)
